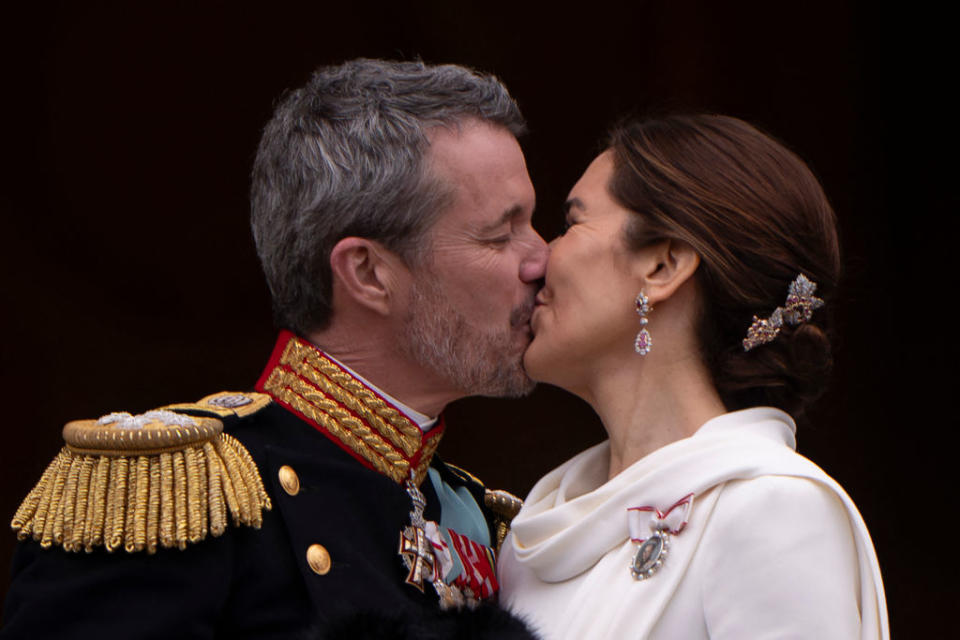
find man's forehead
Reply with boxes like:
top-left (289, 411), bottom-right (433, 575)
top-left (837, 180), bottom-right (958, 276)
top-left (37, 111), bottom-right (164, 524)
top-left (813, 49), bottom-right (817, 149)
top-left (426, 119), bottom-right (527, 179)
top-left (422, 119), bottom-right (535, 240)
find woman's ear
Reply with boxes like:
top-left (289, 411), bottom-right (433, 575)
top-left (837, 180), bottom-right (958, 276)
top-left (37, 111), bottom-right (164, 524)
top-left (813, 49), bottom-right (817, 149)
top-left (329, 237), bottom-right (410, 316)
top-left (639, 238), bottom-right (700, 304)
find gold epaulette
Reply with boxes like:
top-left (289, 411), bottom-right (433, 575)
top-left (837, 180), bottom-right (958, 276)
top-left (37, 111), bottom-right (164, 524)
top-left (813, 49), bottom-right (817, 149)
top-left (484, 488), bottom-right (524, 553)
top-left (11, 392), bottom-right (273, 554)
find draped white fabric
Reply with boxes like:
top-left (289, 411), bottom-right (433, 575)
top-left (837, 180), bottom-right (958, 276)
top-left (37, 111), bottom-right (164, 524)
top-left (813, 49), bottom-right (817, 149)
top-left (499, 408), bottom-right (887, 639)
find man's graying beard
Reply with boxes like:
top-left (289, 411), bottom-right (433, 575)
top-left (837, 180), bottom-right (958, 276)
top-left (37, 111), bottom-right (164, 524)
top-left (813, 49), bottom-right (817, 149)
top-left (399, 274), bottom-right (536, 398)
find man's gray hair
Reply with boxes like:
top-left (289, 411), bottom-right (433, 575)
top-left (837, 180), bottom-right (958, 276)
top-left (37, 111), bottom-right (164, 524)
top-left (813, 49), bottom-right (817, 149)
top-left (250, 58), bottom-right (526, 334)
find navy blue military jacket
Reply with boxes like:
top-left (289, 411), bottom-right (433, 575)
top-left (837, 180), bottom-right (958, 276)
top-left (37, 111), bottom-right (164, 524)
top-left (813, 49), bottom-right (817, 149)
top-left (1, 334), bottom-right (508, 639)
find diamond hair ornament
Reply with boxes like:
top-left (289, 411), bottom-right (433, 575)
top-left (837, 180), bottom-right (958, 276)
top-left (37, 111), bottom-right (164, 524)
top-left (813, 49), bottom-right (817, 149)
top-left (744, 308), bottom-right (784, 352)
top-left (634, 291), bottom-right (653, 355)
top-left (743, 274), bottom-right (825, 351)
top-left (781, 273), bottom-right (825, 324)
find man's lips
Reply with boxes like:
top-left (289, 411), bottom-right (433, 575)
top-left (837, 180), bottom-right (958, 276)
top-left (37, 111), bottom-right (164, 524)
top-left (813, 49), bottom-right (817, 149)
top-left (511, 297), bottom-right (536, 329)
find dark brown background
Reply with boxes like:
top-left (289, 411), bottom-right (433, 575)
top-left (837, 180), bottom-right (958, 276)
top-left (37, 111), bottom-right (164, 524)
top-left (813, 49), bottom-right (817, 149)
top-left (1, 1), bottom-right (954, 635)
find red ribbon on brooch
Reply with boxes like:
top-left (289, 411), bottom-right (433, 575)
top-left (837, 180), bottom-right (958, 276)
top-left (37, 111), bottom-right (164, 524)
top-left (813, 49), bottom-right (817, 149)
top-left (627, 493), bottom-right (695, 542)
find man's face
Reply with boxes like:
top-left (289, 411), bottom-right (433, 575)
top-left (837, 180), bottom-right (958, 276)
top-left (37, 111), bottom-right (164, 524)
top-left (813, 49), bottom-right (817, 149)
top-left (399, 120), bottom-right (547, 398)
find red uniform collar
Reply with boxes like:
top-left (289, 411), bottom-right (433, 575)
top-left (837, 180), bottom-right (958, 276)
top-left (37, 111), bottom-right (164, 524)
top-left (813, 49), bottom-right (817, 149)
top-left (256, 330), bottom-right (445, 485)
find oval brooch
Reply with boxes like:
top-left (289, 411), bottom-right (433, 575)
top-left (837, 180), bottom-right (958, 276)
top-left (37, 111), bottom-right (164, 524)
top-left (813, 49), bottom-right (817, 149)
top-left (627, 493), bottom-right (694, 581)
top-left (630, 530), bottom-right (669, 580)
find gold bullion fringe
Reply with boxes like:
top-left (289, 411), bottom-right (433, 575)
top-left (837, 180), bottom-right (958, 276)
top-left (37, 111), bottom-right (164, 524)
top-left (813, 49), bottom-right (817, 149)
top-left (10, 434), bottom-right (271, 554)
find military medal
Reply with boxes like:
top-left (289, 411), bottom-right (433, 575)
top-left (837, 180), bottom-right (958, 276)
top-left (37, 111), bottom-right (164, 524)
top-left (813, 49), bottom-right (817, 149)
top-left (398, 474), bottom-right (437, 591)
top-left (627, 493), bottom-right (694, 580)
top-left (397, 472), bottom-right (499, 609)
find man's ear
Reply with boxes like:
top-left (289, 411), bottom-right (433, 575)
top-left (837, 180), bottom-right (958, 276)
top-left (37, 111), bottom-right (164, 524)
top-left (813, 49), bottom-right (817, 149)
top-left (638, 238), bottom-right (700, 304)
top-left (329, 237), bottom-right (410, 316)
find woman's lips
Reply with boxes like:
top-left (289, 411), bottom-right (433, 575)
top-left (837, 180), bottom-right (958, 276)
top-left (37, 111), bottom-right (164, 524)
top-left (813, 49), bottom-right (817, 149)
top-left (530, 302), bottom-right (545, 331)
top-left (531, 291), bottom-right (549, 332)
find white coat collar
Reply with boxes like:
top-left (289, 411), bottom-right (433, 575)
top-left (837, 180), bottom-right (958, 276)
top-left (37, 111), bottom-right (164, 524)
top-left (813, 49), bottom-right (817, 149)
top-left (509, 407), bottom-right (797, 582)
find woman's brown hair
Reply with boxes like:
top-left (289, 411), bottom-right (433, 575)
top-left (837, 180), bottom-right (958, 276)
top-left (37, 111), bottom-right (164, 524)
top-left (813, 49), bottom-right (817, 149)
top-left (607, 114), bottom-right (841, 415)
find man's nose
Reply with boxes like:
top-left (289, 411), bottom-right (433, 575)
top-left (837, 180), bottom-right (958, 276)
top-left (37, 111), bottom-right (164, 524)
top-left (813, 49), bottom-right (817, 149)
top-left (519, 230), bottom-right (549, 283)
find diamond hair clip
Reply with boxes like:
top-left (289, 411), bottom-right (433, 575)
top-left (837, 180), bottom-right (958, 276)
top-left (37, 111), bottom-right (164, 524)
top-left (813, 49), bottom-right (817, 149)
top-left (742, 274), bottom-right (824, 351)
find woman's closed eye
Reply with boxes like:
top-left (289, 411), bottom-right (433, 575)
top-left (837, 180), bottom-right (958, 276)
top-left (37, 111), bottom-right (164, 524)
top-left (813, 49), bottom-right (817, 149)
top-left (557, 216), bottom-right (577, 238)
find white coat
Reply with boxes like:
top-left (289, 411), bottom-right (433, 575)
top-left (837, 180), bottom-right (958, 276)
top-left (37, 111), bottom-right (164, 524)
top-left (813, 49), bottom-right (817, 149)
top-left (498, 408), bottom-right (887, 639)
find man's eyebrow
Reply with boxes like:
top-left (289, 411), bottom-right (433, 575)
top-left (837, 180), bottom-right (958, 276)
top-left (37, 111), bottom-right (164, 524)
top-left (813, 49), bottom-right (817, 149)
top-left (478, 204), bottom-right (525, 233)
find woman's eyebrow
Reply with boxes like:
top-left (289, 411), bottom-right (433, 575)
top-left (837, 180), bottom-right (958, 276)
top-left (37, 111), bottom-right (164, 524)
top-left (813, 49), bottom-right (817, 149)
top-left (564, 197), bottom-right (585, 214)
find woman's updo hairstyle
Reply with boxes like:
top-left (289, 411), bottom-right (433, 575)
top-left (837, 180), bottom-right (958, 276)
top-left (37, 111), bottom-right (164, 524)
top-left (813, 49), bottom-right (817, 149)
top-left (607, 114), bottom-right (841, 415)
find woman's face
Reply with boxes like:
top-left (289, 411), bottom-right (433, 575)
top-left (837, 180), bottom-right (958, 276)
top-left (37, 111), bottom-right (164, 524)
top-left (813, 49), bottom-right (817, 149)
top-left (525, 151), bottom-right (644, 389)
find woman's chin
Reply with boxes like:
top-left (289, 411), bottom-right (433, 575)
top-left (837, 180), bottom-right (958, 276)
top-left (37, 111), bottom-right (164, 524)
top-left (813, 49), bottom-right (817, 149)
top-left (522, 334), bottom-right (556, 385)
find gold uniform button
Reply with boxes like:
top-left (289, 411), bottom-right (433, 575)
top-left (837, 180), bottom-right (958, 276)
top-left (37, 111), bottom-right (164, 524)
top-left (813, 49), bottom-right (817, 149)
top-left (278, 465), bottom-right (300, 496)
top-left (306, 543), bottom-right (331, 575)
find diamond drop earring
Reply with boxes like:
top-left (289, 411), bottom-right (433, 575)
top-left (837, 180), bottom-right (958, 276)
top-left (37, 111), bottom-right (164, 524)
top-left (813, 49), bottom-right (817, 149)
top-left (634, 291), bottom-right (652, 355)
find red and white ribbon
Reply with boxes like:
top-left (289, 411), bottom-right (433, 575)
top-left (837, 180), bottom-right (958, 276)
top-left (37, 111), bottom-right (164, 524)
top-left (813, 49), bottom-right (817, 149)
top-left (424, 521), bottom-right (453, 582)
top-left (628, 493), bottom-right (695, 542)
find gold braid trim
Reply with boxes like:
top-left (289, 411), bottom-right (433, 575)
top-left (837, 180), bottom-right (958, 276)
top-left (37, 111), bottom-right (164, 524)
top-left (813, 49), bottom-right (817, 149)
top-left (264, 335), bottom-right (452, 486)
top-left (303, 361), bottom-right (417, 458)
top-left (264, 368), bottom-right (411, 484)
top-left (314, 362), bottom-right (422, 440)
top-left (414, 429), bottom-right (445, 486)
top-left (279, 340), bottom-right (421, 455)
top-left (269, 368), bottom-right (409, 469)
top-left (11, 433), bottom-right (271, 554)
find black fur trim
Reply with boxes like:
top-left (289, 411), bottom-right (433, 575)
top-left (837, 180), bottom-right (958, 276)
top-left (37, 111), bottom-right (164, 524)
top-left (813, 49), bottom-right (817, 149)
top-left (312, 602), bottom-right (541, 640)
